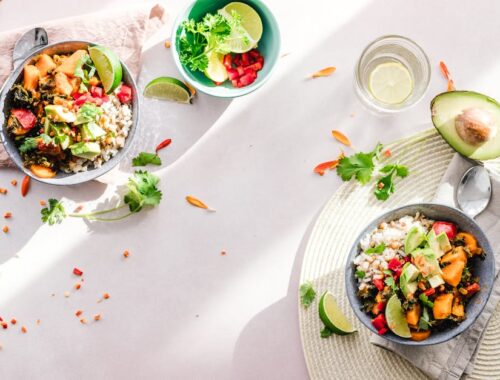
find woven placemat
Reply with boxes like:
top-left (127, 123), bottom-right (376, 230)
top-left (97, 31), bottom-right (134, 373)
top-left (298, 128), bottom-right (500, 380)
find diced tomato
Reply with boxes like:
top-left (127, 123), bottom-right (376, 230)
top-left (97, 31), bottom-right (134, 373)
top-left (372, 313), bottom-right (387, 334)
top-left (403, 255), bottom-right (412, 263)
top-left (90, 86), bottom-right (104, 98)
top-left (11, 109), bottom-right (37, 130)
top-left (236, 66), bottom-right (245, 76)
top-left (392, 267), bottom-right (403, 281)
top-left (73, 267), bottom-right (83, 276)
top-left (225, 49), bottom-right (265, 88)
top-left (249, 49), bottom-right (260, 59)
top-left (241, 53), bottom-right (250, 66)
top-left (231, 79), bottom-right (240, 88)
top-left (424, 288), bottom-right (435, 296)
top-left (377, 301), bottom-right (386, 312)
top-left (233, 55), bottom-right (241, 66)
top-left (227, 68), bottom-right (239, 81)
top-left (388, 258), bottom-right (402, 271)
top-left (223, 55), bottom-right (232, 69)
top-left (239, 73), bottom-right (256, 87)
top-left (247, 61), bottom-right (263, 71)
top-left (116, 84), bottom-right (132, 104)
top-left (433, 221), bottom-right (457, 240)
top-left (465, 283), bottom-right (480, 296)
top-left (373, 279), bottom-right (385, 291)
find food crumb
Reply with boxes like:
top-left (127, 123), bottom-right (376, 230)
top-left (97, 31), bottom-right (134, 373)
top-left (103, 293), bottom-right (110, 300)
top-left (36, 319), bottom-right (40, 326)
top-left (39, 200), bottom-right (47, 206)
top-left (349, 113), bottom-right (356, 118)
top-left (73, 205), bottom-right (83, 213)
top-left (93, 314), bottom-right (101, 321)
top-left (164, 40), bottom-right (171, 48)
top-left (0, 188), bottom-right (7, 194)
top-left (21, 326), bottom-right (27, 333)
top-left (73, 267), bottom-right (83, 276)
top-left (2, 226), bottom-right (9, 233)
top-left (123, 250), bottom-right (130, 258)
top-left (220, 250), bottom-right (227, 256)
top-left (10, 318), bottom-right (16, 325)
top-left (3, 212), bottom-right (12, 219)
top-left (75, 310), bottom-right (83, 317)
top-left (10, 180), bottom-right (17, 186)
top-left (79, 318), bottom-right (87, 324)
top-left (1, 322), bottom-right (8, 329)
top-left (74, 283), bottom-right (81, 290)
top-left (64, 291), bottom-right (70, 298)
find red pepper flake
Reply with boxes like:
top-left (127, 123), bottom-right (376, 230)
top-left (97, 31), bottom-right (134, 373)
top-left (439, 61), bottom-right (455, 91)
top-left (314, 160), bottom-right (339, 176)
top-left (75, 310), bottom-right (83, 317)
top-left (39, 200), bottom-right (47, 206)
top-left (10, 318), bottom-right (16, 325)
top-left (21, 176), bottom-right (30, 197)
top-left (1, 322), bottom-right (8, 329)
top-left (10, 179), bottom-right (17, 186)
top-left (3, 212), bottom-right (12, 219)
top-left (93, 314), bottom-right (101, 321)
top-left (155, 138), bottom-right (172, 153)
top-left (73, 205), bottom-right (83, 213)
top-left (383, 149), bottom-right (392, 158)
top-left (73, 267), bottom-right (83, 276)
top-left (74, 283), bottom-right (81, 290)
top-left (123, 250), bottom-right (130, 258)
top-left (103, 293), bottom-right (110, 300)
top-left (0, 188), bottom-right (7, 194)
top-left (2, 226), bottom-right (9, 233)
top-left (21, 326), bottom-right (27, 333)
top-left (378, 182), bottom-right (385, 189)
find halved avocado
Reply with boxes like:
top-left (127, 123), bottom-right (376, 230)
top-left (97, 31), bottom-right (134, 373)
top-left (431, 91), bottom-right (500, 160)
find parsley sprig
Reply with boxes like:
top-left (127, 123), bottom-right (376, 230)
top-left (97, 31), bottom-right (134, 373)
top-left (336, 143), bottom-right (409, 201)
top-left (41, 171), bottom-right (162, 225)
top-left (299, 282), bottom-right (317, 308)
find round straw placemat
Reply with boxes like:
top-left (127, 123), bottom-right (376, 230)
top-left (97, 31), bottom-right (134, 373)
top-left (298, 128), bottom-right (500, 380)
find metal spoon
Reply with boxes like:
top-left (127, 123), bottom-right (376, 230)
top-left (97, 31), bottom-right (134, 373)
top-left (12, 27), bottom-right (48, 69)
top-left (456, 165), bottom-right (492, 218)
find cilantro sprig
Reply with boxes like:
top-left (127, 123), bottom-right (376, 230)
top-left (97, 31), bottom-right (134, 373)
top-left (336, 143), bottom-right (409, 201)
top-left (41, 171), bottom-right (162, 225)
top-left (132, 152), bottom-right (162, 167)
top-left (299, 282), bottom-right (316, 308)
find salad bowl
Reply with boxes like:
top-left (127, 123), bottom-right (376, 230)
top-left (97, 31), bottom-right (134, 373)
top-left (171, 0), bottom-right (281, 98)
top-left (344, 203), bottom-right (495, 346)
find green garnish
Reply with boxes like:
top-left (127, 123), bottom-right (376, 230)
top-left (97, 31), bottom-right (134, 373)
top-left (74, 103), bottom-right (102, 125)
top-left (320, 326), bottom-right (334, 338)
top-left (299, 281), bottom-right (317, 308)
top-left (132, 152), bottom-right (162, 167)
top-left (384, 275), bottom-right (398, 292)
top-left (374, 164), bottom-right (409, 201)
top-left (41, 171), bottom-right (162, 225)
top-left (74, 54), bottom-right (96, 91)
top-left (419, 293), bottom-right (434, 308)
top-left (365, 243), bottom-right (386, 254)
top-left (19, 134), bottom-right (52, 153)
top-left (355, 270), bottom-right (366, 279)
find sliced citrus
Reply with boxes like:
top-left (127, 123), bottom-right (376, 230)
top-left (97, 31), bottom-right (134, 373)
top-left (204, 52), bottom-right (228, 83)
top-left (385, 294), bottom-right (411, 338)
top-left (143, 77), bottom-right (192, 104)
top-left (369, 61), bottom-right (413, 105)
top-left (88, 46), bottom-right (122, 93)
top-left (218, 2), bottom-right (263, 53)
top-left (318, 291), bottom-right (356, 335)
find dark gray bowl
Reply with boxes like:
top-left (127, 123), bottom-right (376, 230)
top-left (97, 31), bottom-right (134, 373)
top-left (345, 203), bottom-right (495, 346)
top-left (0, 40), bottom-right (139, 185)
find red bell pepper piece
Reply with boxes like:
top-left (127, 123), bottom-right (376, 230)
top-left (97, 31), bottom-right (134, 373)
top-left (73, 267), bottom-right (83, 276)
top-left (388, 258), bottom-right (402, 271)
top-left (424, 288), bottom-right (435, 296)
top-left (465, 283), bottom-right (480, 296)
top-left (373, 279), bottom-right (385, 291)
top-left (372, 313), bottom-right (388, 334)
top-left (90, 85), bottom-right (104, 98)
top-left (11, 109), bottom-right (37, 130)
top-left (433, 221), bottom-right (457, 240)
top-left (116, 84), bottom-right (132, 103)
top-left (223, 54), bottom-right (232, 69)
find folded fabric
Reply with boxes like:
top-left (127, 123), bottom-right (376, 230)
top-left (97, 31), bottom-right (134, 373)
top-left (371, 154), bottom-right (500, 379)
top-left (0, 3), bottom-right (167, 168)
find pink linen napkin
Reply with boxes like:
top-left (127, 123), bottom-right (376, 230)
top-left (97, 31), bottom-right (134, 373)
top-left (0, 3), bottom-right (167, 168)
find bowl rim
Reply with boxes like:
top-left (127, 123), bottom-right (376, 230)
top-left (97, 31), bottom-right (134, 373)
top-left (0, 40), bottom-right (140, 186)
top-left (170, 0), bottom-right (281, 98)
top-left (344, 202), bottom-right (495, 346)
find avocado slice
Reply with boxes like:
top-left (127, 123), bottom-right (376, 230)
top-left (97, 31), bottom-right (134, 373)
top-left (405, 226), bottom-right (425, 254)
top-left (427, 230), bottom-right (451, 258)
top-left (70, 142), bottom-right (101, 159)
top-left (81, 122), bottom-right (106, 141)
top-left (428, 274), bottom-right (445, 288)
top-left (400, 262), bottom-right (419, 298)
top-left (45, 105), bottom-right (76, 123)
top-left (412, 248), bottom-right (441, 278)
top-left (431, 91), bottom-right (500, 160)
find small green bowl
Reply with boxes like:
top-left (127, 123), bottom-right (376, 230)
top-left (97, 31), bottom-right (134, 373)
top-left (172, 0), bottom-right (281, 98)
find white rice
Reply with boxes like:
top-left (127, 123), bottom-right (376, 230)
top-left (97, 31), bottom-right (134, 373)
top-left (63, 94), bottom-right (132, 173)
top-left (353, 213), bottom-right (434, 292)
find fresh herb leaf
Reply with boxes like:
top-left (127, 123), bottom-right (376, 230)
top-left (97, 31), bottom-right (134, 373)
top-left (396, 165), bottom-right (409, 178)
top-left (337, 151), bottom-right (375, 185)
top-left (132, 152), bottom-right (162, 167)
top-left (124, 170), bottom-right (162, 212)
top-left (74, 103), bottom-right (102, 125)
top-left (320, 326), bottom-right (334, 338)
top-left (19, 134), bottom-right (52, 153)
top-left (418, 307), bottom-right (431, 330)
top-left (299, 282), bottom-right (316, 308)
top-left (41, 199), bottom-right (67, 225)
top-left (74, 54), bottom-right (96, 90)
top-left (419, 293), bottom-right (434, 308)
top-left (355, 270), bottom-right (366, 279)
top-left (374, 163), bottom-right (409, 201)
top-left (384, 276), bottom-right (398, 292)
top-left (365, 243), bottom-right (386, 254)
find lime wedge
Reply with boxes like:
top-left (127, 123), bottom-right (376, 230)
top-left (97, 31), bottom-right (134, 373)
top-left (368, 62), bottom-right (413, 105)
top-left (318, 291), bottom-right (356, 335)
top-left (204, 52), bottom-right (228, 83)
top-left (88, 46), bottom-right (122, 93)
top-left (218, 2), bottom-right (263, 53)
top-left (385, 294), bottom-right (411, 338)
top-left (143, 77), bottom-right (192, 104)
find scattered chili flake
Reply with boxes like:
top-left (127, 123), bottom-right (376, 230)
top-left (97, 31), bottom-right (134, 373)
top-left (21, 326), bottom-right (27, 333)
top-left (331, 130), bottom-right (352, 147)
top-left (64, 291), bottom-right (70, 298)
top-left (378, 182), bottom-right (385, 189)
top-left (314, 160), bottom-right (339, 176)
top-left (73, 205), bottom-right (83, 213)
top-left (1, 322), bottom-right (8, 329)
top-left (3, 212), bottom-right (12, 219)
top-left (439, 61), bottom-right (455, 91)
top-left (186, 196), bottom-right (215, 212)
top-left (74, 283), bottom-right (81, 290)
top-left (21, 176), bottom-right (30, 197)
top-left (39, 200), bottom-right (47, 206)
top-left (220, 250), bottom-right (227, 256)
top-left (79, 318), bottom-right (87, 324)
top-left (310, 66), bottom-right (336, 78)
top-left (93, 314), bottom-right (101, 321)
top-left (123, 250), bottom-right (130, 258)
top-left (2, 226), bottom-right (9, 233)
top-left (103, 293), bottom-right (110, 300)
top-left (0, 188), bottom-right (7, 194)
top-left (75, 310), bottom-right (83, 317)
top-left (73, 267), bottom-right (83, 276)
top-left (36, 319), bottom-right (40, 326)
top-left (10, 179), bottom-right (17, 186)
top-left (164, 40), bottom-right (171, 48)
top-left (0, 317), bottom-right (3, 321)
top-left (155, 138), bottom-right (172, 153)
top-left (184, 82), bottom-right (196, 97)
top-left (383, 149), bottom-right (392, 158)
top-left (10, 318), bottom-right (16, 325)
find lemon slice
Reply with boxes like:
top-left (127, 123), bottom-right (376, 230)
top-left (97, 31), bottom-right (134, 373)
top-left (369, 62), bottom-right (413, 105)
top-left (318, 291), bottom-right (356, 335)
top-left (204, 52), bottom-right (228, 83)
top-left (218, 2), bottom-right (263, 53)
top-left (385, 294), bottom-right (412, 338)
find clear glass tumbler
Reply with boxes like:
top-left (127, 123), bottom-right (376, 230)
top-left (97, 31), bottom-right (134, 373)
top-left (354, 35), bottom-right (431, 114)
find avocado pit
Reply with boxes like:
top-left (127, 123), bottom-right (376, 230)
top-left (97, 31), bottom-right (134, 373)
top-left (455, 108), bottom-right (497, 146)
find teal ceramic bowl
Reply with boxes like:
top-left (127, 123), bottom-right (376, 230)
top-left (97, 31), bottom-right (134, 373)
top-left (172, 0), bottom-right (281, 98)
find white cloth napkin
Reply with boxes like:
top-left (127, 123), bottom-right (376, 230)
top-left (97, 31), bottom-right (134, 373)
top-left (371, 154), bottom-right (500, 380)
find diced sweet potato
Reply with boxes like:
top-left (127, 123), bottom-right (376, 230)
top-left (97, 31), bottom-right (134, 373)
top-left (23, 65), bottom-right (40, 91)
top-left (441, 246), bottom-right (468, 265)
top-left (433, 293), bottom-right (454, 319)
top-left (55, 50), bottom-right (87, 77)
top-left (406, 303), bottom-right (421, 326)
top-left (452, 297), bottom-right (465, 317)
top-left (35, 54), bottom-right (56, 76)
top-left (88, 76), bottom-right (100, 86)
top-left (54, 72), bottom-right (73, 96)
top-left (456, 232), bottom-right (479, 255)
top-left (411, 329), bottom-right (431, 341)
top-left (442, 260), bottom-right (465, 287)
top-left (70, 77), bottom-right (82, 93)
top-left (30, 165), bottom-right (56, 179)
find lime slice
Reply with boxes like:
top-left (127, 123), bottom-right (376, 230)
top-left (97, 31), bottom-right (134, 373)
top-left (143, 77), bottom-right (192, 104)
top-left (88, 46), bottom-right (123, 93)
top-left (368, 62), bottom-right (413, 105)
top-left (385, 294), bottom-right (411, 338)
top-left (204, 52), bottom-right (228, 83)
top-left (318, 291), bottom-right (356, 335)
top-left (218, 2), bottom-right (263, 53)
